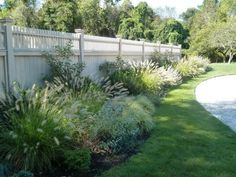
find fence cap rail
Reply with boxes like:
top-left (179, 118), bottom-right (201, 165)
top-left (0, 18), bottom-right (13, 24)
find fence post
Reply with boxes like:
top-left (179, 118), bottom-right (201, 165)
top-left (116, 35), bottom-right (122, 58)
top-left (170, 43), bottom-right (174, 59)
top-left (157, 41), bottom-right (161, 52)
top-left (0, 18), bottom-right (15, 92)
top-left (178, 44), bottom-right (182, 60)
top-left (140, 39), bottom-right (145, 61)
top-left (75, 29), bottom-right (84, 63)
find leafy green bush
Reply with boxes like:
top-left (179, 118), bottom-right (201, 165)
top-left (45, 43), bottom-right (128, 99)
top-left (101, 59), bottom-right (181, 96)
top-left (44, 42), bottom-right (93, 92)
top-left (99, 57), bottom-right (125, 77)
top-left (106, 60), bottom-right (165, 95)
top-left (91, 96), bottom-right (155, 154)
top-left (175, 56), bottom-right (210, 79)
top-left (150, 50), bottom-right (176, 67)
top-left (64, 148), bottom-right (91, 173)
top-left (109, 69), bottom-right (141, 95)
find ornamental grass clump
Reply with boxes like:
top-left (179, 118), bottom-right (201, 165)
top-left (175, 56), bottom-right (210, 79)
top-left (0, 84), bottom-right (76, 173)
top-left (100, 58), bottom-right (182, 96)
top-left (157, 66), bottom-right (182, 87)
top-left (0, 108), bottom-right (74, 173)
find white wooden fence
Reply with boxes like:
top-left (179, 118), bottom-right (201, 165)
top-left (0, 18), bottom-right (181, 96)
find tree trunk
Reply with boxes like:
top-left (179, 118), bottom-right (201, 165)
top-left (223, 57), bottom-right (226, 63)
top-left (228, 52), bottom-right (233, 64)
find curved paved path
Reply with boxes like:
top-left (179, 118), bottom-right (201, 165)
top-left (196, 75), bottom-right (236, 132)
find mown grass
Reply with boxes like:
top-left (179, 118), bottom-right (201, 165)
top-left (99, 63), bottom-right (236, 177)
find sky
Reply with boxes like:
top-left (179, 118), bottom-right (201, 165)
top-left (131, 0), bottom-right (204, 15)
top-left (0, 0), bottom-right (204, 15)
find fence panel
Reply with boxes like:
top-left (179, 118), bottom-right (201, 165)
top-left (121, 39), bottom-right (143, 61)
top-left (160, 44), bottom-right (172, 53)
top-left (122, 39), bottom-right (143, 53)
top-left (0, 20), bottom-right (181, 93)
top-left (83, 55), bottom-right (116, 77)
top-left (84, 35), bottom-right (119, 52)
top-left (83, 35), bottom-right (120, 77)
top-left (14, 56), bottom-right (50, 88)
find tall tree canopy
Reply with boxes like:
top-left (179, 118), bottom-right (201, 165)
top-left (209, 19), bottom-right (236, 63)
top-left (0, 0), bottom-right (38, 27)
top-left (38, 0), bottom-right (79, 32)
top-left (154, 19), bottom-right (188, 46)
top-left (118, 2), bottom-right (154, 40)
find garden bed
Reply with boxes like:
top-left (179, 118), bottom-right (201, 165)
top-left (0, 43), bottom-right (211, 177)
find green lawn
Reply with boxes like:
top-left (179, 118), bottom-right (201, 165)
top-left (99, 63), bottom-right (236, 177)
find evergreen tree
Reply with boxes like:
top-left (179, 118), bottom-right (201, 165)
top-left (38, 0), bottom-right (79, 32)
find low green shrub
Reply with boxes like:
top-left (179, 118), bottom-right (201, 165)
top-left (64, 148), bottom-right (91, 173)
top-left (91, 96), bottom-right (155, 154)
top-left (110, 69), bottom-right (142, 95)
top-left (99, 57), bottom-right (125, 77)
top-left (103, 59), bottom-right (181, 96)
top-left (150, 50), bottom-right (176, 67)
top-left (105, 60), bottom-right (166, 95)
top-left (45, 43), bottom-right (128, 100)
top-left (43, 41), bottom-right (93, 93)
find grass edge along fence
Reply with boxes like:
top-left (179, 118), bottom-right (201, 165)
top-left (0, 18), bottom-right (181, 96)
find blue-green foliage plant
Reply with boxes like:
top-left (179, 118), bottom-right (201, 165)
top-left (11, 170), bottom-right (34, 177)
top-left (0, 163), bottom-right (10, 177)
top-left (91, 95), bottom-right (155, 154)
